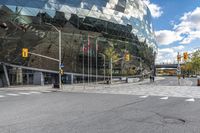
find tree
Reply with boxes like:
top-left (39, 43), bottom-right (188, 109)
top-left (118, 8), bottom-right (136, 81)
top-left (185, 50), bottom-right (200, 75)
top-left (104, 46), bottom-right (119, 63)
top-left (191, 50), bottom-right (200, 74)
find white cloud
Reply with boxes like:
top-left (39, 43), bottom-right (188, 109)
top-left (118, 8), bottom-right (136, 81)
top-left (156, 46), bottom-right (185, 64)
top-left (155, 30), bottom-right (182, 45)
top-left (155, 7), bottom-right (200, 63)
top-left (156, 48), bottom-right (176, 64)
top-left (175, 7), bottom-right (200, 44)
top-left (172, 45), bottom-right (185, 51)
top-left (142, 0), bottom-right (163, 18)
top-left (155, 6), bottom-right (200, 46)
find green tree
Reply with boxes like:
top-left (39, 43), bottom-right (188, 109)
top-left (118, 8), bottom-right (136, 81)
top-left (104, 46), bottom-right (119, 62)
top-left (191, 50), bottom-right (200, 74)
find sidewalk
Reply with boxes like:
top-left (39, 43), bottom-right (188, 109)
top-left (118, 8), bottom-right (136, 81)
top-left (0, 85), bottom-right (55, 91)
top-left (63, 84), bottom-right (200, 98)
top-left (0, 77), bottom-right (165, 92)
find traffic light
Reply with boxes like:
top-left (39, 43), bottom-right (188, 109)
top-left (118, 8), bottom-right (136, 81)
top-left (124, 53), bottom-right (130, 61)
top-left (183, 52), bottom-right (188, 61)
top-left (22, 48), bottom-right (29, 58)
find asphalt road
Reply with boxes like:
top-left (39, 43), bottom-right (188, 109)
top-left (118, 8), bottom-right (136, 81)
top-left (1, 90), bottom-right (200, 133)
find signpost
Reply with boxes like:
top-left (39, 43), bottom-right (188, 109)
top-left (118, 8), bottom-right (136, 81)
top-left (177, 52), bottom-right (181, 85)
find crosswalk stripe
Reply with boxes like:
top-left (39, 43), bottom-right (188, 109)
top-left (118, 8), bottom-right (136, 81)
top-left (29, 91), bottom-right (41, 94)
top-left (6, 93), bottom-right (19, 96)
top-left (42, 91), bottom-right (52, 93)
top-left (0, 95), bottom-right (5, 98)
top-left (160, 97), bottom-right (169, 100)
top-left (139, 95), bottom-right (148, 98)
top-left (185, 98), bottom-right (195, 102)
top-left (18, 92), bottom-right (31, 95)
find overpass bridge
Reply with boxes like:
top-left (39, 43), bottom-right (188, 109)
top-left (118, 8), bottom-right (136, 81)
top-left (156, 64), bottom-right (179, 69)
top-left (155, 63), bottom-right (184, 76)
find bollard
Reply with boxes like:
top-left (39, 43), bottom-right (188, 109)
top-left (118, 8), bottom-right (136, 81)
top-left (197, 79), bottom-right (200, 86)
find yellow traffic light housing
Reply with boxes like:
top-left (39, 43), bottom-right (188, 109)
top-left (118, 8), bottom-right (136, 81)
top-left (22, 48), bottom-right (28, 58)
top-left (124, 53), bottom-right (130, 61)
top-left (183, 52), bottom-right (188, 61)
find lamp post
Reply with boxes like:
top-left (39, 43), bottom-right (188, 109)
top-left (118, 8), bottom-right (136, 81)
top-left (46, 23), bottom-right (62, 89)
top-left (110, 58), bottom-right (113, 84)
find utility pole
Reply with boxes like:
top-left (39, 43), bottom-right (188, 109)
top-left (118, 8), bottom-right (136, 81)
top-left (45, 23), bottom-right (62, 89)
top-left (96, 38), bottom-right (98, 84)
top-left (110, 58), bottom-right (112, 84)
top-left (99, 53), bottom-right (106, 84)
top-left (82, 35), bottom-right (85, 87)
top-left (87, 35), bottom-right (90, 85)
top-left (177, 52), bottom-right (181, 85)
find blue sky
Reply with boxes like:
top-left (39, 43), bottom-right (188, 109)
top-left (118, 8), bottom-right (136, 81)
top-left (144, 0), bottom-right (200, 64)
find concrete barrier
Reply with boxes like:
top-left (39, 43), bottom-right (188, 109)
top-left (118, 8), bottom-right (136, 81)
top-left (126, 78), bottom-right (140, 83)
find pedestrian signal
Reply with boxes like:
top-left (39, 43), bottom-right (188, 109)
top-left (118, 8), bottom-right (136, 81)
top-left (60, 69), bottom-right (64, 75)
top-left (177, 55), bottom-right (181, 61)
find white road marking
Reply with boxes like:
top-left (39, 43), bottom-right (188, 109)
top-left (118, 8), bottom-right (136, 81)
top-left (42, 91), bottom-right (52, 93)
top-left (139, 95), bottom-right (149, 98)
top-left (160, 97), bottom-right (169, 100)
top-left (0, 95), bottom-right (5, 98)
top-left (18, 92), bottom-right (31, 95)
top-left (6, 93), bottom-right (19, 96)
top-left (185, 98), bottom-right (195, 102)
top-left (29, 91), bottom-right (41, 94)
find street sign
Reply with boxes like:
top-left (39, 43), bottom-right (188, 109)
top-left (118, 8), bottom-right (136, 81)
top-left (177, 69), bottom-right (181, 75)
top-left (60, 64), bottom-right (64, 68)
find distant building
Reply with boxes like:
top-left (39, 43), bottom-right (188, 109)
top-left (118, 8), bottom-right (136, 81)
top-left (0, 0), bottom-right (157, 87)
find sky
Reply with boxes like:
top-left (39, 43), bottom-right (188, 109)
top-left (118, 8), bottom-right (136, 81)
top-left (143, 0), bottom-right (200, 64)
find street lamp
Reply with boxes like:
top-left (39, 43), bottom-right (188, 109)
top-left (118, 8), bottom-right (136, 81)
top-left (46, 23), bottom-right (62, 89)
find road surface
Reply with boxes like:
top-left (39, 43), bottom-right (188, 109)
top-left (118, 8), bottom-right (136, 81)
top-left (0, 90), bottom-right (200, 133)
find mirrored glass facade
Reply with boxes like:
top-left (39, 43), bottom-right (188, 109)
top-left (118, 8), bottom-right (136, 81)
top-left (0, 0), bottom-right (157, 86)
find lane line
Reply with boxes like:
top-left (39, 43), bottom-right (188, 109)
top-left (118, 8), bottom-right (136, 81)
top-left (139, 95), bottom-right (149, 98)
top-left (42, 91), bottom-right (52, 93)
top-left (29, 91), bottom-right (41, 94)
top-left (18, 92), bottom-right (32, 95)
top-left (160, 97), bottom-right (169, 100)
top-left (0, 95), bottom-right (5, 98)
top-left (185, 98), bottom-right (195, 102)
top-left (6, 93), bottom-right (20, 96)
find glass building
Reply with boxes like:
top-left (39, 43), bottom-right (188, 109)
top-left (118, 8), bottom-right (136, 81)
top-left (0, 0), bottom-right (157, 86)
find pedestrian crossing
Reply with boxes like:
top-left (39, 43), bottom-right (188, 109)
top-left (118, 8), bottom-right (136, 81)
top-left (0, 91), bottom-right (53, 99)
top-left (139, 95), bottom-right (196, 102)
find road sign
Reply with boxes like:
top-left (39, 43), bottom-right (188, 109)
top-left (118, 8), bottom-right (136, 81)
top-left (177, 69), bottom-right (181, 75)
top-left (60, 64), bottom-right (64, 68)
top-left (22, 48), bottom-right (28, 58)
